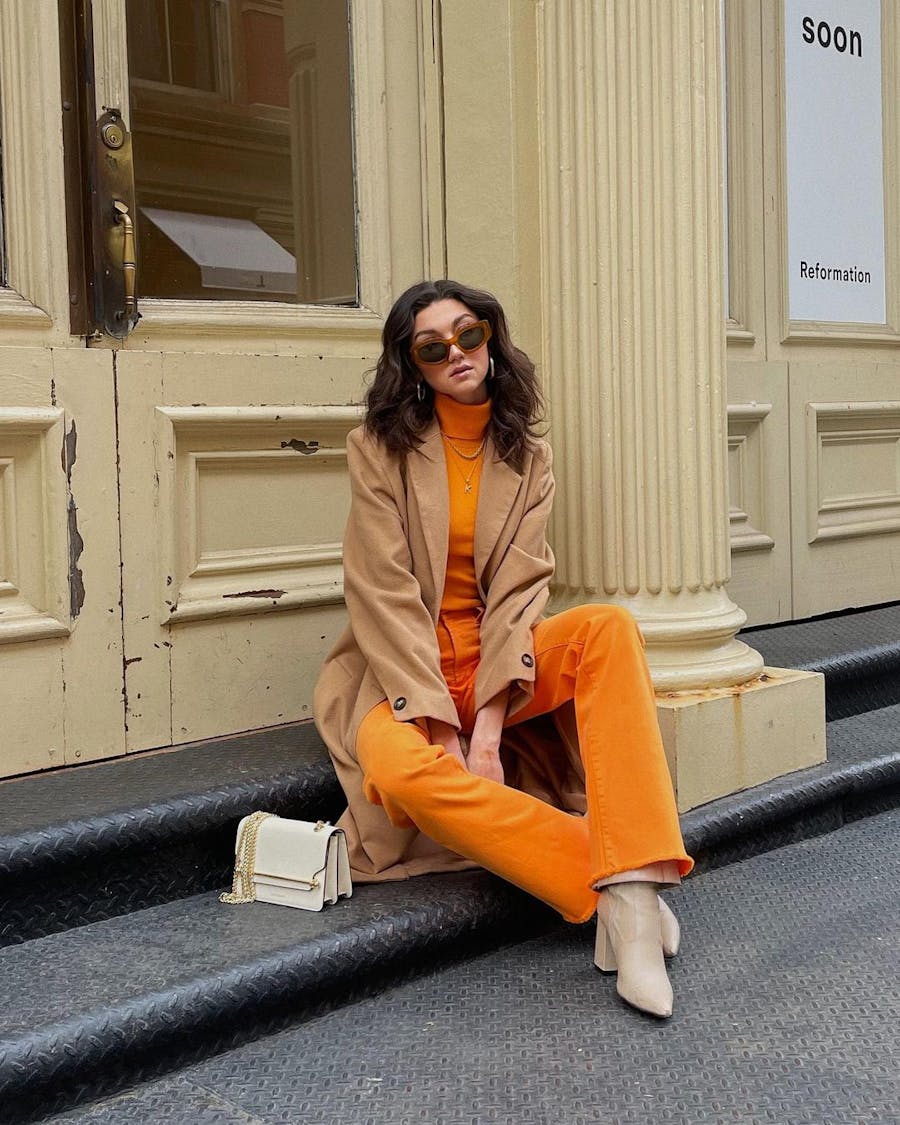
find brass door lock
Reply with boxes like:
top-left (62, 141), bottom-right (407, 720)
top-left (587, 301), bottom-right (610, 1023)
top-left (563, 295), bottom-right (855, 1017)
top-left (100, 118), bottom-right (125, 150)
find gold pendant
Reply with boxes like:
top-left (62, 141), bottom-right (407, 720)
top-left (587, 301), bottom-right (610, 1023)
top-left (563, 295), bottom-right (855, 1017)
top-left (464, 482), bottom-right (472, 494)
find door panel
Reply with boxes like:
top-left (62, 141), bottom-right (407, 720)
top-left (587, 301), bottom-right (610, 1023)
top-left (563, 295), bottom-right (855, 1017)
top-left (169, 607), bottom-right (347, 743)
top-left (53, 349), bottom-right (127, 764)
top-left (116, 351), bottom-right (362, 752)
top-left (789, 363), bottom-right (900, 618)
top-left (0, 347), bottom-right (124, 776)
top-left (726, 363), bottom-right (793, 626)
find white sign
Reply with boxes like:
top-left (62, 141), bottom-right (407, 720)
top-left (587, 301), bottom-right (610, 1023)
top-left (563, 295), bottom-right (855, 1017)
top-left (785, 0), bottom-right (885, 324)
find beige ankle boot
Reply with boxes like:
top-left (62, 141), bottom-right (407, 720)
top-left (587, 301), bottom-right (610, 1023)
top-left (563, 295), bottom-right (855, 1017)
top-left (659, 895), bottom-right (680, 958)
top-left (595, 882), bottom-right (674, 1018)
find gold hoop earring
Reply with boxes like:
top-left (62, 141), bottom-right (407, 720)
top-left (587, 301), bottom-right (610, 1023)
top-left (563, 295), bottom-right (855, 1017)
top-left (417, 381), bottom-right (426, 403)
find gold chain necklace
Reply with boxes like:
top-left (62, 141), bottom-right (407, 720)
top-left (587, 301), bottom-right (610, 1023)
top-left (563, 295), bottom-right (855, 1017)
top-left (441, 433), bottom-right (485, 495)
top-left (441, 433), bottom-right (486, 461)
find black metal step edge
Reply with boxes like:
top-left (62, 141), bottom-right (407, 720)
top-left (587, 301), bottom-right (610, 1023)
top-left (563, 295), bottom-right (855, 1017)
top-left (744, 637), bottom-right (900, 721)
top-left (0, 763), bottom-right (343, 947)
top-left (787, 646), bottom-right (900, 720)
top-left (0, 761), bottom-right (340, 878)
top-left (682, 750), bottom-right (900, 872)
top-left (0, 880), bottom-right (554, 1124)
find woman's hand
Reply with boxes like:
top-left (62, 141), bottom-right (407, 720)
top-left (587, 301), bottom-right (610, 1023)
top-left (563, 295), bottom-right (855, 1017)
top-left (467, 690), bottom-right (509, 784)
top-left (428, 719), bottom-right (468, 770)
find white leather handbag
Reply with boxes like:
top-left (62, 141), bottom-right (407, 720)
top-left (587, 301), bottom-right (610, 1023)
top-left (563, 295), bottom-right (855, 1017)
top-left (220, 811), bottom-right (352, 911)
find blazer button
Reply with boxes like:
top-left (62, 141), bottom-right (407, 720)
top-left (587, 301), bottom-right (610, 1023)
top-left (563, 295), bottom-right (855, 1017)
top-left (393, 696), bottom-right (407, 711)
top-left (521, 653), bottom-right (534, 668)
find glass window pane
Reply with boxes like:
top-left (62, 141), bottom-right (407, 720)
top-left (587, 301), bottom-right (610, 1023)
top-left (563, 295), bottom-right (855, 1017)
top-left (169, 1), bottom-right (218, 92)
top-left (126, 0), bottom-right (169, 85)
top-left (126, 0), bottom-right (357, 306)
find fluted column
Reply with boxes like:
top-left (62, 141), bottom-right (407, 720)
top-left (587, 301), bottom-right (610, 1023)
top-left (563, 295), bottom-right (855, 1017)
top-left (539, 0), bottom-right (763, 692)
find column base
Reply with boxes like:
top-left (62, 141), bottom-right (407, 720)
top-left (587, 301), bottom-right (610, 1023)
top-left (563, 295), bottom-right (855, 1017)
top-left (656, 667), bottom-right (826, 814)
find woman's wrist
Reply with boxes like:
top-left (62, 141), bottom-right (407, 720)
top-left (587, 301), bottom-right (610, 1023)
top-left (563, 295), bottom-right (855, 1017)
top-left (473, 689), bottom-right (508, 738)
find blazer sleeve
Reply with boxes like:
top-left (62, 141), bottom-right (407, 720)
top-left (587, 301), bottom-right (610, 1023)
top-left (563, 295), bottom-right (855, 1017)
top-left (475, 443), bottom-right (556, 715)
top-left (342, 428), bottom-right (460, 729)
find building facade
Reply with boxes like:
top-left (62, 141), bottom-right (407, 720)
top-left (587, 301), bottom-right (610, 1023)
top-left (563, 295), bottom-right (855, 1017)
top-left (1, 0), bottom-right (897, 806)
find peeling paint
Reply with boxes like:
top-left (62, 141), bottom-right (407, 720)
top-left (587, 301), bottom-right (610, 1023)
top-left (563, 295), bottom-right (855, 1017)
top-left (67, 500), bottom-right (85, 617)
top-left (63, 420), bottom-right (78, 478)
top-left (63, 420), bottom-right (85, 617)
top-left (223, 589), bottom-right (287, 599)
top-left (281, 439), bottom-right (320, 455)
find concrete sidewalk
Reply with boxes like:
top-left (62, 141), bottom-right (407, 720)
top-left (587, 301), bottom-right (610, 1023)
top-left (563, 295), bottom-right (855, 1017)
top-left (49, 806), bottom-right (900, 1125)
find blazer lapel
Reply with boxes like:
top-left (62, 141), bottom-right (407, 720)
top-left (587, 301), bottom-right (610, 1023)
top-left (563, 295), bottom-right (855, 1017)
top-left (407, 420), bottom-right (449, 616)
top-left (474, 443), bottom-right (522, 587)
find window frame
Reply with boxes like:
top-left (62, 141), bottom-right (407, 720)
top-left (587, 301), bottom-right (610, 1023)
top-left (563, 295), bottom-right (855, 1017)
top-left (0, 0), bottom-right (72, 339)
top-left (88, 0), bottom-right (437, 347)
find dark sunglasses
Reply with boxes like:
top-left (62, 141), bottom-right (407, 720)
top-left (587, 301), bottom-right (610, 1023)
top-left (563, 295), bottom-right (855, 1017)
top-left (410, 320), bottom-right (492, 365)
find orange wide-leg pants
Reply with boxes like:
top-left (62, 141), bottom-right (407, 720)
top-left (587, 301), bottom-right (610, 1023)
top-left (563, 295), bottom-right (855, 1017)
top-left (356, 604), bottom-right (693, 924)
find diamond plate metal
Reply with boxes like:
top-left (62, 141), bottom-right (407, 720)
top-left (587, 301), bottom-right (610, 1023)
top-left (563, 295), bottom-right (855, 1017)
top-left (0, 724), bottom-right (342, 946)
top-left (744, 603), bottom-right (900, 719)
top-left (46, 808), bottom-right (900, 1125)
top-left (0, 873), bottom-right (554, 1122)
top-left (682, 704), bottom-right (900, 874)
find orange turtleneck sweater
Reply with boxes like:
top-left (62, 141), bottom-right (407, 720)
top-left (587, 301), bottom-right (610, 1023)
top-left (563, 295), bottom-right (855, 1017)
top-left (433, 393), bottom-right (491, 612)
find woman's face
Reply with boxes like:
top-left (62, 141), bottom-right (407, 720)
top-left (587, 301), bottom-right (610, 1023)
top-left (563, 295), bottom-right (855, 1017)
top-left (410, 298), bottom-right (490, 405)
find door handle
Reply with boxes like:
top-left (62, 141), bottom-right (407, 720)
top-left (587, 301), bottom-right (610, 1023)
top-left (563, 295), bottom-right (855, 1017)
top-left (113, 201), bottom-right (137, 319)
top-left (90, 108), bottom-right (139, 339)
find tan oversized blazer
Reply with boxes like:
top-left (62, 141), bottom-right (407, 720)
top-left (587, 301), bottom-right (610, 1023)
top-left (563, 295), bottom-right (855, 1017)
top-left (314, 418), bottom-right (587, 882)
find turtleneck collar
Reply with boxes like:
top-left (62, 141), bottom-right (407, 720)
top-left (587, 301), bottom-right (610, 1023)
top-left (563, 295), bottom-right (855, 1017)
top-left (433, 392), bottom-right (491, 440)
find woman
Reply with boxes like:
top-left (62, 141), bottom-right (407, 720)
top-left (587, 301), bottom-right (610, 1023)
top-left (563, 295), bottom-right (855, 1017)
top-left (314, 280), bottom-right (693, 1018)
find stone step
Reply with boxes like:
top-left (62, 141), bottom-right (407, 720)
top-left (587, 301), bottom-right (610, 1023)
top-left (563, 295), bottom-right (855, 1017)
top-left (2, 702), bottom-right (898, 1121)
top-left (743, 601), bottom-right (900, 720)
top-left (0, 723), bottom-right (341, 947)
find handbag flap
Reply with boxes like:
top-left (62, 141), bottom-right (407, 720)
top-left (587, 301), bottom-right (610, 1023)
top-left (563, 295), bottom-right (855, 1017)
top-left (253, 817), bottom-right (332, 883)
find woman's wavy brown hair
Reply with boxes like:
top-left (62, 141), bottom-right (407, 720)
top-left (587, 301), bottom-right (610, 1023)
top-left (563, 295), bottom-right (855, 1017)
top-left (364, 280), bottom-right (544, 472)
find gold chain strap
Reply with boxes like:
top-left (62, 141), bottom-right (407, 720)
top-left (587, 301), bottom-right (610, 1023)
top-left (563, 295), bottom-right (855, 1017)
top-left (220, 810), bottom-right (273, 904)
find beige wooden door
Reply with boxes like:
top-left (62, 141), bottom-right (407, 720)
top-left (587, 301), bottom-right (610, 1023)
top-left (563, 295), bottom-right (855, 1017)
top-left (93, 0), bottom-right (430, 754)
top-left (0, 5), bottom-right (126, 777)
top-left (0, 346), bottom-right (126, 776)
top-left (724, 0), bottom-right (900, 626)
top-left (0, 0), bottom-right (442, 777)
